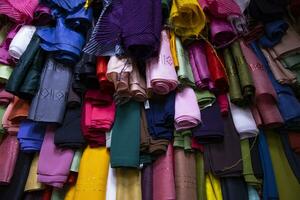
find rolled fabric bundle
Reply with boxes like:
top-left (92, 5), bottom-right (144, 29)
top-left (8, 25), bottom-right (36, 59)
top-left (174, 149), bottom-right (197, 200)
top-left (0, 63), bottom-right (13, 83)
top-left (130, 64), bottom-right (147, 102)
top-left (248, 186), bottom-right (260, 200)
top-left (121, 0), bottom-right (162, 59)
top-left (176, 37), bottom-right (195, 87)
top-left (25, 154), bottom-right (44, 192)
top-left (229, 101), bottom-right (258, 139)
top-left (38, 126), bottom-right (74, 188)
top-left (0, 24), bottom-right (19, 66)
top-left (240, 41), bottom-right (284, 128)
top-left (221, 177), bottom-right (248, 200)
top-left (96, 57), bottom-right (114, 92)
top-left (195, 89), bottom-right (216, 110)
top-left (0, 151), bottom-right (33, 200)
top-left (28, 58), bottom-right (72, 124)
top-left (170, 31), bottom-right (179, 70)
top-left (169, 0), bottom-right (206, 38)
top-left (217, 93), bottom-right (229, 116)
top-left (81, 89), bottom-right (115, 147)
top-left (153, 144), bottom-right (176, 200)
top-left (174, 87), bottom-right (201, 131)
top-left (0, 88), bottom-right (13, 106)
top-left (259, 20), bottom-right (289, 48)
top-left (37, 17), bottom-right (85, 65)
top-left (189, 42), bottom-right (212, 89)
top-left (106, 165), bottom-right (117, 200)
top-left (249, 138), bottom-right (263, 179)
top-left (288, 132), bottom-right (300, 154)
top-left (73, 146), bottom-right (109, 200)
top-left (106, 131), bottom-right (112, 149)
top-left (142, 165), bottom-right (152, 200)
top-left (198, 0), bottom-right (241, 18)
top-left (17, 120), bottom-right (47, 152)
top-left (116, 169), bottom-right (142, 200)
top-left (146, 30), bottom-right (178, 95)
top-left (204, 113), bottom-right (243, 177)
top-left (140, 107), bottom-right (169, 156)
top-left (70, 149), bottom-right (83, 173)
top-left (205, 173), bottom-right (223, 200)
top-left (210, 17), bottom-right (236, 48)
top-left (173, 130), bottom-right (192, 151)
top-left (111, 101), bottom-right (140, 168)
top-left (195, 152), bottom-right (206, 200)
top-left (205, 43), bottom-right (228, 93)
top-left (145, 92), bottom-right (175, 140)
top-left (240, 139), bottom-right (261, 187)
top-left (192, 102), bottom-right (224, 144)
top-left (0, 134), bottom-right (19, 184)
top-left (266, 131), bottom-right (300, 200)
top-left (2, 100), bottom-right (14, 133)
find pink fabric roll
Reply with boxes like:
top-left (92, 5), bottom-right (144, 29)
top-left (210, 17), bottom-right (237, 48)
top-left (174, 87), bottom-right (201, 131)
top-left (198, 0), bottom-right (241, 18)
top-left (37, 125), bottom-right (74, 188)
top-left (146, 30), bottom-right (178, 95)
top-left (217, 93), bottom-right (229, 116)
top-left (0, 134), bottom-right (19, 184)
top-left (240, 41), bottom-right (283, 128)
top-left (0, 87), bottom-right (13, 106)
top-left (153, 144), bottom-right (176, 200)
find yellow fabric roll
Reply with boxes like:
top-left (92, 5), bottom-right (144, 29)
top-left (170, 31), bottom-right (179, 70)
top-left (24, 153), bottom-right (44, 191)
top-left (169, 0), bottom-right (206, 38)
top-left (73, 146), bottom-right (110, 200)
top-left (205, 173), bottom-right (223, 200)
top-left (64, 185), bottom-right (75, 200)
top-left (116, 168), bottom-right (142, 200)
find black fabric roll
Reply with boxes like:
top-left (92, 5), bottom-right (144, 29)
top-left (249, 137), bottom-right (264, 179)
top-left (221, 177), bottom-right (248, 200)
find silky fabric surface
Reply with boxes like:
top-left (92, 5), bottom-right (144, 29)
top-left (116, 169), bottom-right (142, 200)
top-left (192, 102), bottom-right (224, 143)
top-left (110, 101), bottom-right (140, 168)
top-left (146, 30), bottom-right (178, 95)
top-left (220, 177), bottom-right (248, 200)
top-left (174, 87), bottom-right (201, 131)
top-left (8, 25), bottom-right (36, 59)
top-left (0, 151), bottom-right (33, 200)
top-left (205, 173), bottom-right (223, 200)
top-left (106, 165), bottom-right (116, 200)
top-left (17, 120), bottom-right (47, 152)
top-left (28, 58), bottom-right (72, 124)
top-left (38, 126), bottom-right (74, 188)
top-left (169, 0), bottom-right (206, 38)
top-left (145, 92), bottom-right (175, 140)
top-left (170, 31), bottom-right (179, 70)
top-left (204, 113), bottom-right (242, 177)
top-left (258, 132), bottom-right (278, 200)
top-left (210, 17), bottom-right (236, 48)
top-left (96, 57), bottom-right (114, 92)
top-left (25, 154), bottom-right (44, 191)
top-left (142, 165), bottom-right (152, 200)
top-left (0, 134), bottom-right (19, 184)
top-left (195, 152), bottom-right (206, 200)
top-left (288, 132), bottom-right (300, 153)
top-left (266, 131), bottom-right (300, 200)
top-left (153, 144), bottom-right (176, 200)
top-left (174, 150), bottom-right (197, 200)
top-left (229, 101), bottom-right (258, 139)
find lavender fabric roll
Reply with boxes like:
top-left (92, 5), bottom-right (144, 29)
top-left (210, 17), bottom-right (236, 48)
top-left (38, 126), bottom-right (74, 188)
top-left (174, 87), bottom-right (201, 131)
top-left (192, 102), bottom-right (224, 143)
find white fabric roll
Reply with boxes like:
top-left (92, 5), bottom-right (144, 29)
top-left (9, 25), bottom-right (36, 59)
top-left (106, 131), bottom-right (112, 148)
top-left (106, 165), bottom-right (117, 200)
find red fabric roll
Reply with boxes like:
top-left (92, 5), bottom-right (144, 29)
top-left (96, 57), bottom-right (114, 93)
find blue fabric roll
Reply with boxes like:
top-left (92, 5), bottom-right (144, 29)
top-left (251, 42), bottom-right (300, 130)
top-left (65, 7), bottom-right (93, 31)
top-left (259, 20), bottom-right (288, 48)
top-left (248, 186), bottom-right (260, 200)
top-left (145, 92), bottom-right (175, 140)
top-left (17, 120), bottom-right (47, 152)
top-left (258, 131), bottom-right (279, 200)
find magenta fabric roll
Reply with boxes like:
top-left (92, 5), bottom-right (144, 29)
top-left (174, 87), bottom-right (201, 131)
top-left (240, 41), bottom-right (283, 128)
top-left (210, 17), bottom-right (237, 48)
top-left (37, 126), bottom-right (74, 188)
top-left (153, 144), bottom-right (176, 200)
top-left (0, 134), bottom-right (19, 184)
top-left (146, 30), bottom-right (178, 95)
top-left (0, 24), bottom-right (19, 65)
top-left (217, 94), bottom-right (229, 116)
top-left (198, 0), bottom-right (241, 18)
top-left (188, 42), bottom-right (212, 89)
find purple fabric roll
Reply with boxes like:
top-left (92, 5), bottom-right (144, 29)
top-left (37, 125), bottom-right (74, 188)
top-left (142, 165), bottom-right (153, 200)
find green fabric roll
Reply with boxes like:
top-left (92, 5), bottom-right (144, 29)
top-left (51, 188), bottom-right (66, 200)
top-left (70, 149), bottom-right (83, 172)
top-left (223, 48), bottom-right (243, 105)
top-left (176, 37), bottom-right (195, 87)
top-left (111, 101), bottom-right (140, 168)
top-left (195, 89), bottom-right (216, 110)
top-left (240, 139), bottom-right (261, 187)
top-left (173, 130), bottom-right (192, 151)
top-left (196, 152), bottom-right (206, 200)
top-left (0, 64), bottom-right (13, 83)
top-left (231, 41), bottom-right (255, 103)
top-left (266, 131), bottom-right (300, 200)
